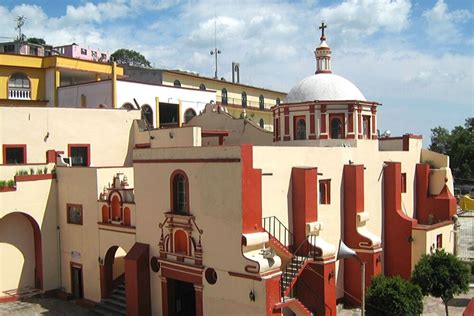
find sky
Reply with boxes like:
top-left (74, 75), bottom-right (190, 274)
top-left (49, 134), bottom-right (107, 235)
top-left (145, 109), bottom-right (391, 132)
top-left (0, 0), bottom-right (472, 145)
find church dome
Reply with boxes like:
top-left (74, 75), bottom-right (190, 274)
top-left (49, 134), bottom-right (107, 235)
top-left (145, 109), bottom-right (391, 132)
top-left (285, 22), bottom-right (366, 103)
top-left (285, 73), bottom-right (366, 103)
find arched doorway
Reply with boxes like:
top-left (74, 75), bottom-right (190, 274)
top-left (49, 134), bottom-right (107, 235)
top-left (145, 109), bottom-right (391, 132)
top-left (100, 246), bottom-right (127, 298)
top-left (0, 212), bottom-right (43, 294)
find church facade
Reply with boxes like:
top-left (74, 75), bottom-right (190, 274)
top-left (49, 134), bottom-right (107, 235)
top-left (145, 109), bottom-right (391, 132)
top-left (0, 28), bottom-right (457, 316)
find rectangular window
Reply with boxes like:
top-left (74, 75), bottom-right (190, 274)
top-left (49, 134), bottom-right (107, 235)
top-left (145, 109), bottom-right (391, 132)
top-left (3, 144), bottom-right (27, 164)
top-left (67, 204), bottom-right (83, 225)
top-left (68, 144), bottom-right (90, 166)
top-left (101, 53), bottom-right (107, 59)
top-left (91, 51), bottom-right (97, 58)
top-left (319, 179), bottom-right (331, 204)
top-left (363, 115), bottom-right (371, 139)
top-left (275, 117), bottom-right (280, 140)
top-left (401, 173), bottom-right (407, 193)
top-left (293, 115), bottom-right (306, 140)
top-left (436, 234), bottom-right (442, 249)
top-left (80, 48), bottom-right (87, 55)
top-left (4, 44), bottom-right (15, 52)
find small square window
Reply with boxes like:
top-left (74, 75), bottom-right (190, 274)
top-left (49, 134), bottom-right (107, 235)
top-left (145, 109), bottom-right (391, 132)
top-left (401, 173), bottom-right (407, 193)
top-left (68, 144), bottom-right (90, 166)
top-left (3, 145), bottom-right (26, 164)
top-left (67, 204), bottom-right (83, 225)
top-left (80, 48), bottom-right (87, 55)
top-left (91, 51), bottom-right (97, 57)
top-left (319, 179), bottom-right (331, 205)
top-left (436, 234), bottom-right (442, 249)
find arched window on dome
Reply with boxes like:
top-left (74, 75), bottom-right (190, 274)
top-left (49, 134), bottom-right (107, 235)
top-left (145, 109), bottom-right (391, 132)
top-left (173, 80), bottom-right (181, 87)
top-left (221, 88), bottom-right (228, 105)
top-left (330, 114), bottom-right (345, 139)
top-left (294, 116), bottom-right (306, 140)
top-left (199, 83), bottom-right (206, 90)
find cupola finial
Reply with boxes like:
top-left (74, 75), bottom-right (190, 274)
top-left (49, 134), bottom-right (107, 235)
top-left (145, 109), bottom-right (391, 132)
top-left (315, 22), bottom-right (332, 74)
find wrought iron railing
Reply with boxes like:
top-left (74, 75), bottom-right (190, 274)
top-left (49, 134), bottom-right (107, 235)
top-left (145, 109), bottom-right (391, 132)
top-left (262, 216), bottom-right (294, 248)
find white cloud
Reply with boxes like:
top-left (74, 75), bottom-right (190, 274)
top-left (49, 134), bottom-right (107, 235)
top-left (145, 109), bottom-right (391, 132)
top-left (423, 0), bottom-right (473, 43)
top-left (318, 0), bottom-right (412, 37)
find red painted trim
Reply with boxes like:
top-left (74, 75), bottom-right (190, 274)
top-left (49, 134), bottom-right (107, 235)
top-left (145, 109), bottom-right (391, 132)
top-left (265, 275), bottom-right (281, 315)
top-left (228, 271), bottom-right (262, 281)
top-left (2, 144), bottom-right (27, 164)
top-left (309, 104), bottom-right (315, 135)
top-left (241, 144), bottom-right (263, 234)
top-left (68, 144), bottom-right (91, 166)
top-left (463, 298), bottom-right (474, 316)
top-left (284, 107), bottom-right (290, 137)
top-left (125, 243), bottom-right (151, 316)
top-left (383, 162), bottom-right (417, 280)
top-left (283, 136), bottom-right (290, 141)
top-left (133, 158), bottom-right (240, 163)
top-left (292, 167), bottom-right (318, 245)
top-left (357, 106), bottom-right (362, 136)
top-left (319, 179), bottom-right (331, 204)
top-left (415, 164), bottom-right (456, 224)
top-left (0, 186), bottom-right (16, 192)
top-left (15, 174), bottom-right (56, 182)
top-left (135, 143), bottom-right (151, 148)
top-left (308, 135), bottom-right (317, 140)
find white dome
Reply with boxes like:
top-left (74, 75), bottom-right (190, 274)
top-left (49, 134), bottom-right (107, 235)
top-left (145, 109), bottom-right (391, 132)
top-left (285, 73), bottom-right (366, 103)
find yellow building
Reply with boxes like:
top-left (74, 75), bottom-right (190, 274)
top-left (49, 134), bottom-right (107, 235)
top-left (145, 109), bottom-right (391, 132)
top-left (123, 66), bottom-right (287, 131)
top-left (0, 53), bottom-right (122, 107)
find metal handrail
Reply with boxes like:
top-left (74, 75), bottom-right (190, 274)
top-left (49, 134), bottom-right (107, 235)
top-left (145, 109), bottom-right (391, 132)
top-left (262, 216), bottom-right (294, 248)
top-left (280, 235), bottom-right (317, 300)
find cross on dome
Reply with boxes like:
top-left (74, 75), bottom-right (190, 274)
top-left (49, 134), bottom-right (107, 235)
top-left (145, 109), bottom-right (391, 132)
top-left (315, 22), bottom-right (332, 74)
top-left (319, 22), bottom-right (327, 40)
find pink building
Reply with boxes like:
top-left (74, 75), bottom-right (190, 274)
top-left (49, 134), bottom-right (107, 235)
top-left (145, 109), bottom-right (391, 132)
top-left (54, 43), bottom-right (109, 62)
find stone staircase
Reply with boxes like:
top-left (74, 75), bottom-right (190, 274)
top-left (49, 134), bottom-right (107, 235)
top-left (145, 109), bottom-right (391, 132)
top-left (274, 297), bottom-right (313, 316)
top-left (93, 281), bottom-right (127, 315)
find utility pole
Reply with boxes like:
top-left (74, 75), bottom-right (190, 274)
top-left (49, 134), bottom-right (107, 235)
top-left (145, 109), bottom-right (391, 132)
top-left (15, 15), bottom-right (26, 41)
top-left (210, 17), bottom-right (221, 79)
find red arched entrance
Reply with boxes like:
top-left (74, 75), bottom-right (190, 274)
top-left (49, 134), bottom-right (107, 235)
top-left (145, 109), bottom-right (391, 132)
top-left (100, 246), bottom-right (126, 298)
top-left (0, 212), bottom-right (43, 292)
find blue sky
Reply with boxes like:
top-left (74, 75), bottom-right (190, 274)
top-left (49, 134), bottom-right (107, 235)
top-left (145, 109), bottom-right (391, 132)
top-left (0, 0), bottom-right (472, 145)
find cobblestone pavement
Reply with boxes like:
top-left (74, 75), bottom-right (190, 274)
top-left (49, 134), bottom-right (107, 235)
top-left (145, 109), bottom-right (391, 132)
top-left (0, 298), bottom-right (97, 316)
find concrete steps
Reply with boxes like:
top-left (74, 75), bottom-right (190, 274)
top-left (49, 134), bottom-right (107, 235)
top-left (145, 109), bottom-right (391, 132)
top-left (93, 282), bottom-right (126, 316)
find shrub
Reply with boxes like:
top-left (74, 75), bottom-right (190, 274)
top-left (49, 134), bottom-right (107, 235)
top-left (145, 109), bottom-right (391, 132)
top-left (366, 275), bottom-right (423, 316)
top-left (412, 249), bottom-right (469, 316)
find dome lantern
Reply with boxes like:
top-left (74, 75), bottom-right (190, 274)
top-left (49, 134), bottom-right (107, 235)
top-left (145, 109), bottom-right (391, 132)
top-left (315, 22), bottom-right (332, 74)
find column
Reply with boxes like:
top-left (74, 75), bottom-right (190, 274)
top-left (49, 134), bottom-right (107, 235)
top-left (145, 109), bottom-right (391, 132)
top-left (283, 107), bottom-right (290, 141)
top-left (357, 105), bottom-right (363, 139)
top-left (371, 106), bottom-right (377, 139)
top-left (347, 104), bottom-right (355, 139)
top-left (309, 104), bottom-right (316, 139)
top-left (320, 105), bottom-right (328, 139)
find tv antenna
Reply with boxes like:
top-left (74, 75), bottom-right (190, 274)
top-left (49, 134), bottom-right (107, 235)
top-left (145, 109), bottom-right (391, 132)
top-left (15, 15), bottom-right (26, 41)
top-left (210, 16), bottom-right (221, 79)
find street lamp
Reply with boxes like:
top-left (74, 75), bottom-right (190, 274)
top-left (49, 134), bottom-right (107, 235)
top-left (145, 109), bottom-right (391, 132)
top-left (210, 48), bottom-right (221, 79)
top-left (336, 240), bottom-right (366, 316)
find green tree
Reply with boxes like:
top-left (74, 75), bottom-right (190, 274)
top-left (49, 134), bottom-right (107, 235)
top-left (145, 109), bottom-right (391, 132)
top-left (365, 275), bottom-right (423, 316)
top-left (27, 37), bottom-right (45, 45)
top-left (429, 117), bottom-right (474, 179)
top-left (412, 250), bottom-right (470, 316)
top-left (110, 48), bottom-right (151, 67)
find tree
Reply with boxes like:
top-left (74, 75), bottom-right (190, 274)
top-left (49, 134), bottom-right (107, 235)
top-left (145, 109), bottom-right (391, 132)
top-left (27, 37), bottom-right (45, 45)
top-left (110, 48), bottom-right (151, 67)
top-left (412, 250), bottom-right (469, 316)
top-left (365, 275), bottom-right (423, 316)
top-left (429, 117), bottom-right (474, 179)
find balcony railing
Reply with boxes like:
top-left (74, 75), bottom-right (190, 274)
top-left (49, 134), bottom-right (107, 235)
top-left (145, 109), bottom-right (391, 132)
top-left (8, 88), bottom-right (31, 100)
top-left (218, 97), bottom-right (279, 111)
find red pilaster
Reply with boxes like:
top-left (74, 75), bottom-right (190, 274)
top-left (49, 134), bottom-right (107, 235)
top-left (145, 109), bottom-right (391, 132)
top-left (125, 243), bottom-right (151, 316)
top-left (291, 167), bottom-right (318, 246)
top-left (343, 164), bottom-right (382, 305)
top-left (161, 277), bottom-right (168, 316)
top-left (320, 105), bottom-right (328, 139)
top-left (347, 105), bottom-right (355, 139)
top-left (415, 163), bottom-right (456, 225)
top-left (241, 145), bottom-right (263, 234)
top-left (383, 162), bottom-right (417, 280)
top-left (357, 105), bottom-right (363, 139)
top-left (309, 104), bottom-right (316, 139)
top-left (194, 285), bottom-right (204, 316)
top-left (284, 107), bottom-right (290, 141)
top-left (297, 261), bottom-right (336, 316)
top-left (371, 106), bottom-right (377, 140)
top-left (266, 275), bottom-right (281, 316)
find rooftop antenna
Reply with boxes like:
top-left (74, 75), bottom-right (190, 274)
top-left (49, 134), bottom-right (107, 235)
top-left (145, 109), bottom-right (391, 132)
top-left (15, 15), bottom-right (26, 41)
top-left (210, 14), bottom-right (221, 79)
